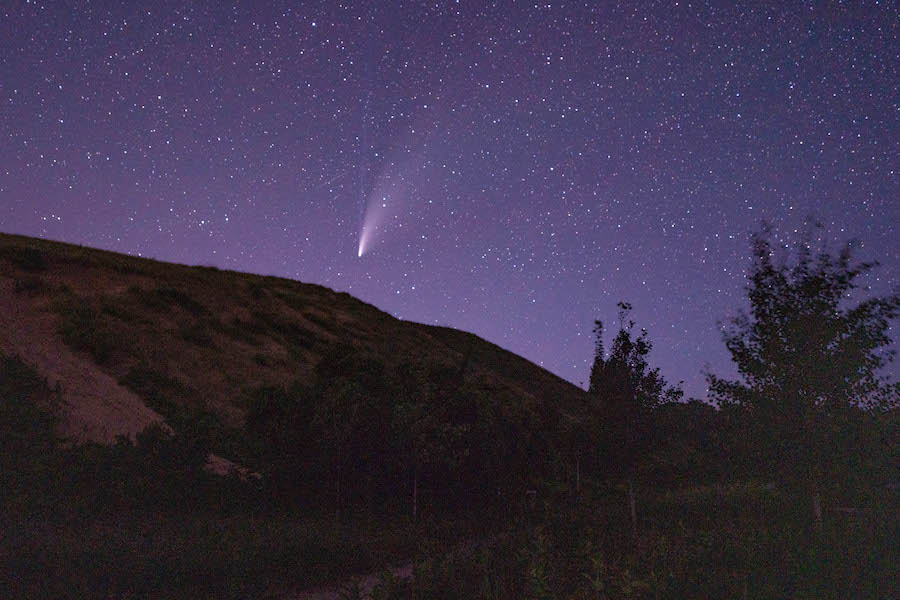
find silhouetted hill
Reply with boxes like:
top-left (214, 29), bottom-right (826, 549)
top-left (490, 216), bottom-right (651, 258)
top-left (0, 232), bottom-right (585, 456)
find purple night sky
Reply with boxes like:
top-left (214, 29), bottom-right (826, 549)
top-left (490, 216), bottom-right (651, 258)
top-left (2, 2), bottom-right (897, 400)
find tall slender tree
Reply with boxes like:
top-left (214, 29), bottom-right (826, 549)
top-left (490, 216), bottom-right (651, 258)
top-left (589, 302), bottom-right (682, 537)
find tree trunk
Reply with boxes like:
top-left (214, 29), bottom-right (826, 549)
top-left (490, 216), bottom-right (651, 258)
top-left (412, 462), bottom-right (418, 523)
top-left (335, 471), bottom-right (341, 521)
top-left (628, 477), bottom-right (638, 539)
top-left (333, 411), bottom-right (341, 522)
top-left (333, 447), bottom-right (341, 521)
top-left (813, 488), bottom-right (822, 531)
top-left (809, 462), bottom-right (822, 532)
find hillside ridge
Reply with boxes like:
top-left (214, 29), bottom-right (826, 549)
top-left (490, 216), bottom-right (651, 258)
top-left (0, 231), bottom-right (585, 446)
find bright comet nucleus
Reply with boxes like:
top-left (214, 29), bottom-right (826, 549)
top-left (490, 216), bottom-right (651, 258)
top-left (357, 222), bottom-right (373, 257)
top-left (357, 178), bottom-right (402, 257)
top-left (357, 147), bottom-right (429, 257)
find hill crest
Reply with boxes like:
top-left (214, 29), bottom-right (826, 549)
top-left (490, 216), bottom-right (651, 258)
top-left (0, 232), bottom-right (585, 448)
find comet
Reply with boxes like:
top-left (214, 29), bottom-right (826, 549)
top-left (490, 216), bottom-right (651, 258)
top-left (357, 174), bottom-right (404, 257)
top-left (357, 225), bottom-right (369, 257)
top-left (357, 136), bottom-right (434, 257)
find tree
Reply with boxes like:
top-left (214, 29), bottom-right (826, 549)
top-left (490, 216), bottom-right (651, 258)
top-left (0, 353), bottom-right (60, 508)
top-left (312, 348), bottom-right (395, 518)
top-left (706, 222), bottom-right (900, 527)
top-left (392, 359), bottom-right (432, 522)
top-left (243, 382), bottom-right (316, 503)
top-left (392, 360), bottom-right (473, 521)
top-left (650, 400), bottom-right (723, 486)
top-left (588, 302), bottom-right (682, 537)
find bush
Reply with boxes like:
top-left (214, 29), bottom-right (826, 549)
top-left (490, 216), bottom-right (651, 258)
top-left (134, 286), bottom-right (208, 316)
top-left (304, 308), bottom-right (339, 333)
top-left (0, 353), bottom-right (60, 508)
top-left (392, 481), bottom-right (900, 600)
top-left (247, 281), bottom-right (268, 300)
top-left (13, 275), bottom-right (49, 295)
top-left (55, 299), bottom-right (117, 364)
top-left (179, 321), bottom-right (216, 347)
top-left (213, 315), bottom-right (261, 346)
top-left (250, 309), bottom-right (320, 349)
top-left (0, 245), bottom-right (49, 272)
top-left (99, 300), bottom-right (136, 322)
top-left (120, 365), bottom-right (187, 421)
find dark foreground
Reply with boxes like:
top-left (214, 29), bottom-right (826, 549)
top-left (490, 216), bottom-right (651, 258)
top-left (2, 481), bottom-right (897, 600)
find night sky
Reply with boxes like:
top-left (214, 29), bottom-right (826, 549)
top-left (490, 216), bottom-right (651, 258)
top-left (2, 1), bottom-right (897, 400)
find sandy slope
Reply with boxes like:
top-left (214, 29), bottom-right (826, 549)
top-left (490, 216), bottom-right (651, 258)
top-left (0, 278), bottom-right (167, 443)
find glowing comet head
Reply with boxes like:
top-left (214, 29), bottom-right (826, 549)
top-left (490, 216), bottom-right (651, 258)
top-left (357, 224), bottom-right (371, 257)
top-left (358, 160), bottom-right (421, 257)
top-left (357, 188), bottom-right (396, 258)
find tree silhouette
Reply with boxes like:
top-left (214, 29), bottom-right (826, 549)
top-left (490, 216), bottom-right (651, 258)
top-left (0, 353), bottom-right (60, 507)
top-left (707, 222), bottom-right (899, 527)
top-left (393, 360), bottom-right (472, 521)
top-left (312, 348), bottom-right (395, 519)
top-left (588, 302), bottom-right (682, 536)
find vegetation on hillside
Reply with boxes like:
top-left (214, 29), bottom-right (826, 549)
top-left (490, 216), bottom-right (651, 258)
top-left (0, 225), bottom-right (897, 599)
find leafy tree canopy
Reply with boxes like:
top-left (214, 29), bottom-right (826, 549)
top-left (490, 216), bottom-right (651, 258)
top-left (707, 221), bottom-right (899, 491)
top-left (708, 222), bottom-right (899, 415)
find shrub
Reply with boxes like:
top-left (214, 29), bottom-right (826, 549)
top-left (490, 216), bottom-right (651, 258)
top-left (110, 258), bottom-right (152, 276)
top-left (250, 309), bottom-right (319, 349)
top-left (247, 281), bottom-right (267, 300)
top-left (14, 275), bottom-right (49, 295)
top-left (120, 365), bottom-right (187, 420)
top-left (134, 286), bottom-right (208, 316)
top-left (56, 299), bottom-right (117, 364)
top-left (213, 316), bottom-right (261, 346)
top-left (304, 309), bottom-right (339, 333)
top-left (0, 245), bottom-right (49, 272)
top-left (99, 300), bottom-right (136, 323)
top-left (0, 353), bottom-right (60, 508)
top-left (179, 321), bottom-right (216, 347)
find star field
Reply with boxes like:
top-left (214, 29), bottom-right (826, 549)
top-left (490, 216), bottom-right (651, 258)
top-left (2, 1), bottom-right (897, 399)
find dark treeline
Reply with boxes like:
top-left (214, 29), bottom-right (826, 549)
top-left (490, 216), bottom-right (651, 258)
top-left (240, 346), bottom-right (555, 518)
top-left (2, 222), bottom-right (898, 599)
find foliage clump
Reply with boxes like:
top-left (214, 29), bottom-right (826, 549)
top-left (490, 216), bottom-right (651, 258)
top-left (13, 274), bottom-right (51, 295)
top-left (134, 285), bottom-right (209, 316)
top-left (55, 297), bottom-right (118, 364)
top-left (0, 244), bottom-right (49, 272)
top-left (0, 353), bottom-right (60, 508)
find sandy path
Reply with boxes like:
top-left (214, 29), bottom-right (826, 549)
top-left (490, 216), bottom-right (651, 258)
top-left (291, 563), bottom-right (413, 600)
top-left (288, 532), bottom-right (507, 599)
